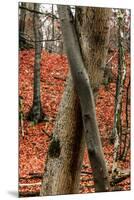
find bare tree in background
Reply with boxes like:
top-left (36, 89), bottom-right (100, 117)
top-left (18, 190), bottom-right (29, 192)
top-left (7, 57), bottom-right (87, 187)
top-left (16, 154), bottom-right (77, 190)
top-left (19, 3), bottom-right (35, 49)
top-left (27, 3), bottom-right (45, 123)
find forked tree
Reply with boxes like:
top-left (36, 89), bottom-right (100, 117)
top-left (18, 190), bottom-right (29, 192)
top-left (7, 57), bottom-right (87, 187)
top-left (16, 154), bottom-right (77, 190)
top-left (40, 5), bottom-right (112, 195)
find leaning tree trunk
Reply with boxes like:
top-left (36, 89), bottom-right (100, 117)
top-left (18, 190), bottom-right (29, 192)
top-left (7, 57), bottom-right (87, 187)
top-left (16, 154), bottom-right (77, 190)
top-left (40, 73), bottom-right (85, 195)
top-left (41, 5), bottom-right (111, 196)
top-left (57, 5), bottom-right (111, 192)
top-left (27, 3), bottom-right (45, 123)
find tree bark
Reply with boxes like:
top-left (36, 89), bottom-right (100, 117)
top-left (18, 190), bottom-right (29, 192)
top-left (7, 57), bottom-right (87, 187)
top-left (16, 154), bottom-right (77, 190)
top-left (111, 10), bottom-right (127, 175)
top-left (41, 5), bottom-right (111, 195)
top-left (75, 7), bottom-right (111, 99)
top-left (19, 3), bottom-right (35, 49)
top-left (57, 5), bottom-right (110, 192)
top-left (19, 2), bottom-right (26, 49)
top-left (19, 2), bottom-right (26, 34)
top-left (27, 3), bottom-right (45, 123)
top-left (125, 78), bottom-right (130, 129)
top-left (40, 73), bottom-right (85, 195)
top-left (19, 96), bottom-right (24, 137)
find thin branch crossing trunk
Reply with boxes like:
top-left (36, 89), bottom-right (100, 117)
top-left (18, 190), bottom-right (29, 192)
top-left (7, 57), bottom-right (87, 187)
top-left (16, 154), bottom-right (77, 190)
top-left (40, 5), bottom-right (111, 196)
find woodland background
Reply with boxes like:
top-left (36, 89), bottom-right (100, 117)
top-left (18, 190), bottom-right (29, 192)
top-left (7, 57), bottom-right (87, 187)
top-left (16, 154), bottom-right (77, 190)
top-left (18, 2), bottom-right (130, 198)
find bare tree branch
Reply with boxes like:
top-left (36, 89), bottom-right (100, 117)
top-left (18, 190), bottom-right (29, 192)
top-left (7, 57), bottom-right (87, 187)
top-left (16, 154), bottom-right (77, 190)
top-left (20, 32), bottom-right (62, 43)
top-left (19, 5), bottom-right (59, 19)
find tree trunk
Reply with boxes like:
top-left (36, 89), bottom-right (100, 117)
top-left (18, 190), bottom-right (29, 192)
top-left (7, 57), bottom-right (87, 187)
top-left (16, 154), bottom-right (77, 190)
top-left (125, 78), bottom-right (130, 129)
top-left (27, 3), bottom-right (45, 123)
top-left (75, 6), bottom-right (111, 99)
top-left (40, 73), bottom-right (85, 195)
top-left (19, 2), bottom-right (26, 49)
top-left (41, 5), bottom-right (111, 195)
top-left (19, 3), bottom-right (35, 49)
top-left (57, 5), bottom-right (111, 192)
top-left (19, 2), bottom-right (26, 34)
top-left (111, 10), bottom-right (127, 175)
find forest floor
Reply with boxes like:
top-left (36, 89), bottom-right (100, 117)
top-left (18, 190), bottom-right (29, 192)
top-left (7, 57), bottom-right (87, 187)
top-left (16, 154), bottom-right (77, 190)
top-left (19, 49), bottom-right (130, 197)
